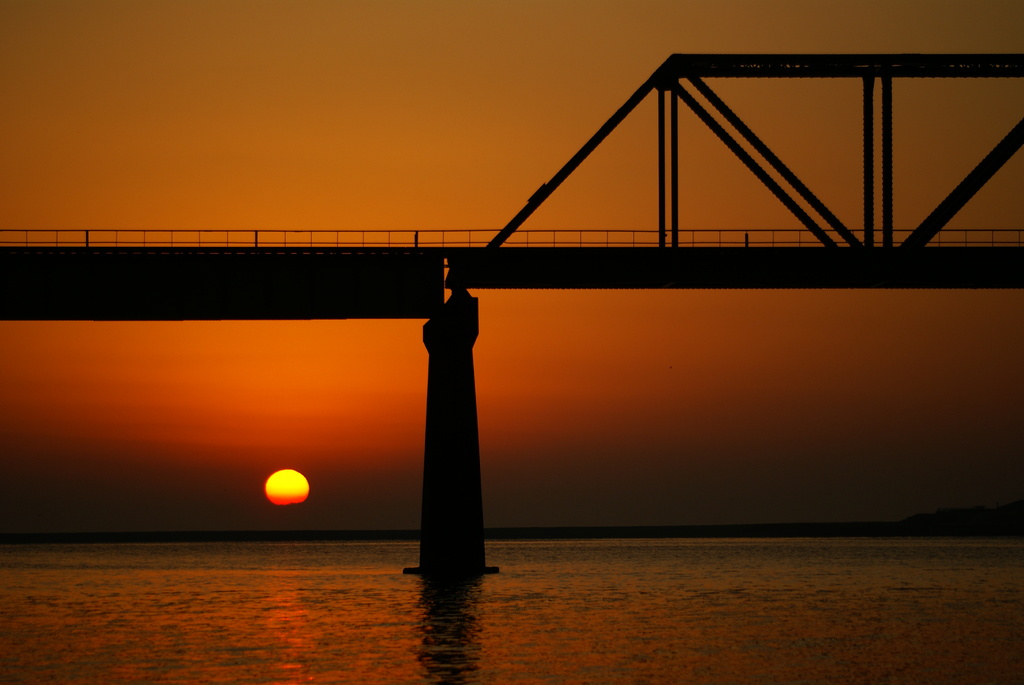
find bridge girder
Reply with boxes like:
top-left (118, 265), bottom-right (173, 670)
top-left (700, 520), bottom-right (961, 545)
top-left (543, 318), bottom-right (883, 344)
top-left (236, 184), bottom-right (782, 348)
top-left (0, 249), bottom-right (443, 320)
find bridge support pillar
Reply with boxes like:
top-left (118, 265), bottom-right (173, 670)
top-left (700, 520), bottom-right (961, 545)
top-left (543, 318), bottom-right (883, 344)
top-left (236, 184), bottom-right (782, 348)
top-left (404, 288), bottom-right (498, 576)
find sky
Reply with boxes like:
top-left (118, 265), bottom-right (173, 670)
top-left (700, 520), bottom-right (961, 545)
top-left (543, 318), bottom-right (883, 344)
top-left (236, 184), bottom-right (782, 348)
top-left (2, 0), bottom-right (1024, 533)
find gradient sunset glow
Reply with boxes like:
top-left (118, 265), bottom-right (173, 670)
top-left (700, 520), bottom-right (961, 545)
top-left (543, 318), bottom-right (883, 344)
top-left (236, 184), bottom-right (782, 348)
top-left (2, 1), bottom-right (1023, 533)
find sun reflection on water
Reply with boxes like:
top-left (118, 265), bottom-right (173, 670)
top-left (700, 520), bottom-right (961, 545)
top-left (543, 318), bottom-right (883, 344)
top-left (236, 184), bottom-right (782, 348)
top-left (264, 572), bottom-right (314, 684)
top-left (414, 576), bottom-right (483, 684)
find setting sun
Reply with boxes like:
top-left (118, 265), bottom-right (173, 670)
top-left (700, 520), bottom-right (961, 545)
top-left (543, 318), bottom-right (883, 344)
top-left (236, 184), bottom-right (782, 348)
top-left (265, 469), bottom-right (310, 505)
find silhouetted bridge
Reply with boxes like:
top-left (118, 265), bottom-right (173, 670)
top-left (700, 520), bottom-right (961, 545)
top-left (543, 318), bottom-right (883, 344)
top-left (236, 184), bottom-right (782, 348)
top-left (3, 55), bottom-right (1024, 574)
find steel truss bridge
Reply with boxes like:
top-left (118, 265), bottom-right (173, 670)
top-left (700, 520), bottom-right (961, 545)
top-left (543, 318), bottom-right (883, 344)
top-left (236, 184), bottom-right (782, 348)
top-left (3, 55), bottom-right (1023, 573)
top-left (4, 54), bottom-right (1024, 319)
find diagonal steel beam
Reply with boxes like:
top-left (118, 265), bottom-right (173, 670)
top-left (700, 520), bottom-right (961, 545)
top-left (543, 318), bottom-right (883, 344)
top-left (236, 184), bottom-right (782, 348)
top-left (487, 69), bottom-right (664, 248)
top-left (688, 77), bottom-right (862, 247)
top-left (669, 82), bottom-right (838, 247)
top-left (902, 114), bottom-right (1024, 248)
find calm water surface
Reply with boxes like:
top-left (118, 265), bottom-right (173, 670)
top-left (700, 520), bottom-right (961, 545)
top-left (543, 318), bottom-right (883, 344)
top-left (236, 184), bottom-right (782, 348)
top-left (3, 538), bottom-right (1023, 683)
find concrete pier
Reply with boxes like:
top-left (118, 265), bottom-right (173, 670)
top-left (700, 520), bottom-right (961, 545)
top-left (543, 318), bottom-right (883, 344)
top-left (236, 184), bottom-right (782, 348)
top-left (404, 289), bottom-right (497, 575)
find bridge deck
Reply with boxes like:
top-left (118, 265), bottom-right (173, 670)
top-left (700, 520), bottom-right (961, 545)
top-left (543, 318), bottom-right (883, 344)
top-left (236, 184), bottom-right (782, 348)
top-left (447, 247), bottom-right (1024, 290)
top-left (2, 246), bottom-right (1022, 321)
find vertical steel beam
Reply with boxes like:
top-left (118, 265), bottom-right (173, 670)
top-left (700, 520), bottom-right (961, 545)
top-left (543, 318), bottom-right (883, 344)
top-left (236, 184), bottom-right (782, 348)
top-left (658, 88), bottom-right (666, 248)
top-left (671, 88), bottom-right (679, 248)
top-left (882, 74), bottom-right (893, 247)
top-left (863, 76), bottom-right (875, 248)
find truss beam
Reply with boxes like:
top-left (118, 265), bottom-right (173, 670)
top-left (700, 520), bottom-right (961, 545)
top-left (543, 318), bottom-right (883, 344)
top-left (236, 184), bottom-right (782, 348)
top-left (903, 115), bottom-right (1024, 248)
top-left (487, 75), bottom-right (658, 248)
top-left (657, 54), bottom-right (1024, 79)
top-left (687, 77), bottom-right (861, 247)
top-left (489, 54), bottom-right (1024, 249)
top-left (669, 81), bottom-right (838, 247)
top-left (863, 76), bottom-right (875, 247)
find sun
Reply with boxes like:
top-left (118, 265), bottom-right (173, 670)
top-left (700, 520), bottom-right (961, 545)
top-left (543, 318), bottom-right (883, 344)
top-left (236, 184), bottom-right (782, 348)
top-left (265, 469), bottom-right (310, 505)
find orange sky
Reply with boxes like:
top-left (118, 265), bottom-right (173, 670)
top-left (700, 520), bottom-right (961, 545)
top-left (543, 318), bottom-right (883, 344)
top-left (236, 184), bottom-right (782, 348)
top-left (3, 1), bottom-right (1024, 532)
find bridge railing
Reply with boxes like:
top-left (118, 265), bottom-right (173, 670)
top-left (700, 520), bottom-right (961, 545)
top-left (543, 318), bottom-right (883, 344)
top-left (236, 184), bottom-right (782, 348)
top-left (0, 228), bottom-right (1021, 248)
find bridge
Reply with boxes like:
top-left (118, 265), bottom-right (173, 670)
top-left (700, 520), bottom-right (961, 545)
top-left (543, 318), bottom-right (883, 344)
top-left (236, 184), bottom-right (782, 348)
top-left (3, 54), bottom-right (1024, 574)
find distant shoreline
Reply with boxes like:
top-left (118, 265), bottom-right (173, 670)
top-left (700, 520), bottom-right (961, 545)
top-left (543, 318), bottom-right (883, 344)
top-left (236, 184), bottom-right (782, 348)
top-left (3, 516), bottom-right (1022, 545)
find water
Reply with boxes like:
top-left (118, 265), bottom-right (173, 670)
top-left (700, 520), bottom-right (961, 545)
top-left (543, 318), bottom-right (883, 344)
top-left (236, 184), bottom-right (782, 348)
top-left (3, 538), bottom-right (1023, 684)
